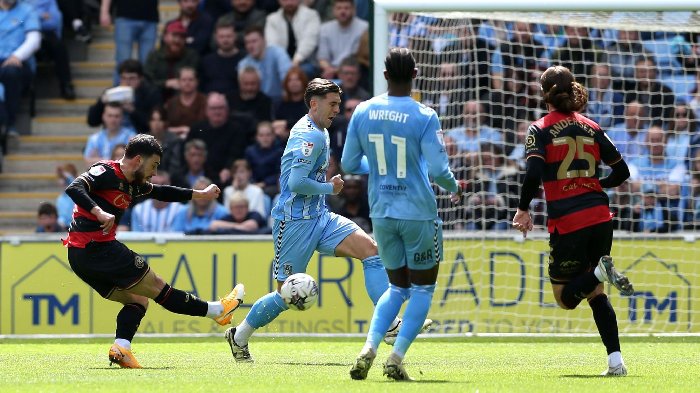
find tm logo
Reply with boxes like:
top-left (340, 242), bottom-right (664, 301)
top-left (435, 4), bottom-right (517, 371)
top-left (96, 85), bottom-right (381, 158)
top-left (23, 294), bottom-right (80, 325)
top-left (628, 291), bottom-right (677, 323)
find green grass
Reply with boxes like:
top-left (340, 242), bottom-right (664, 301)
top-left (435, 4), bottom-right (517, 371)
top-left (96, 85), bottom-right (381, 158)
top-left (1, 337), bottom-right (698, 392)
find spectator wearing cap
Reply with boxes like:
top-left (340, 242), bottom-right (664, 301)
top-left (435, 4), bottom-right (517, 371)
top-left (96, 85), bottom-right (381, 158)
top-left (144, 20), bottom-right (199, 101)
top-left (165, 0), bottom-right (214, 57)
top-left (100, 0), bottom-right (160, 85)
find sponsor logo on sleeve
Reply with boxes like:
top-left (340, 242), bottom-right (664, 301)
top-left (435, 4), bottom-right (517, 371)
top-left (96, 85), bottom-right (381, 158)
top-left (301, 141), bottom-right (314, 157)
top-left (88, 166), bottom-right (106, 176)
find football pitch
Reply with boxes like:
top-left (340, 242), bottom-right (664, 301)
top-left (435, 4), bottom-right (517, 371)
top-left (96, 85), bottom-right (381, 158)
top-left (0, 336), bottom-right (698, 392)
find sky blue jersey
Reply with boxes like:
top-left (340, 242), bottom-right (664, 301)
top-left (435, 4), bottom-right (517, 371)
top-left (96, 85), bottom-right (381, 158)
top-left (271, 115), bottom-right (333, 221)
top-left (341, 94), bottom-right (459, 220)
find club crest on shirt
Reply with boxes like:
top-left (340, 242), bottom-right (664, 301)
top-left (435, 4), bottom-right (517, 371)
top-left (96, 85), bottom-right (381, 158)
top-left (301, 141), bottom-right (314, 157)
top-left (89, 165), bottom-right (106, 176)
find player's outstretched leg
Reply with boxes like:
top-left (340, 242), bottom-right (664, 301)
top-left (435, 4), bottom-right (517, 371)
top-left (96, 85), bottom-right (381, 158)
top-left (597, 256), bottom-right (634, 296)
top-left (109, 302), bottom-right (147, 368)
top-left (227, 291), bottom-right (290, 362)
top-left (152, 282), bottom-right (245, 325)
top-left (589, 293), bottom-right (627, 376)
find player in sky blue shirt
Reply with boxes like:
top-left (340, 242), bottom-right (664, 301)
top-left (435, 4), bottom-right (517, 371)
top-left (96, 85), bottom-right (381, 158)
top-left (225, 78), bottom-right (425, 362)
top-left (345, 48), bottom-right (461, 381)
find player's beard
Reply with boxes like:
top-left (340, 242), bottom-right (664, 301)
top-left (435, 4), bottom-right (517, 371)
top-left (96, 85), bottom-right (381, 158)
top-left (133, 164), bottom-right (147, 184)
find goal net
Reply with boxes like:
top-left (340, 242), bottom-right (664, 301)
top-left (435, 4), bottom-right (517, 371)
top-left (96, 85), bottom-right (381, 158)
top-left (377, 1), bottom-right (700, 334)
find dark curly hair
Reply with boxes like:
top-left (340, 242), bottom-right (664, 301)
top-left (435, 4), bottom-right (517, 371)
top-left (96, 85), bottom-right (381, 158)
top-left (540, 65), bottom-right (588, 113)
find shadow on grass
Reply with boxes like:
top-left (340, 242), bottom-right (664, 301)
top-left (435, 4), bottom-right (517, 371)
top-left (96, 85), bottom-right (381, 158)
top-left (275, 361), bottom-right (348, 367)
top-left (560, 375), bottom-right (638, 379)
top-left (90, 366), bottom-right (173, 370)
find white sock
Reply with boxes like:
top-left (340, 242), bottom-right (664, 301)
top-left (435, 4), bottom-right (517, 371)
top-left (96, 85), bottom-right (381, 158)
top-left (608, 351), bottom-right (623, 367)
top-left (234, 320), bottom-right (255, 346)
top-left (361, 341), bottom-right (377, 356)
top-left (387, 318), bottom-right (401, 332)
top-left (114, 338), bottom-right (131, 350)
top-left (388, 351), bottom-right (404, 364)
top-left (72, 19), bottom-right (83, 31)
top-left (206, 301), bottom-right (224, 318)
top-left (594, 266), bottom-right (606, 283)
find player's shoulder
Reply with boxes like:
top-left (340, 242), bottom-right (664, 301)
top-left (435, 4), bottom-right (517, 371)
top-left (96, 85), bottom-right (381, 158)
top-left (88, 160), bottom-right (118, 176)
top-left (573, 112), bottom-right (603, 131)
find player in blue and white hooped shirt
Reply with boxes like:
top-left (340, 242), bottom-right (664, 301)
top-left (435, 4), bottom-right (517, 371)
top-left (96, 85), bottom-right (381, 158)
top-left (345, 48), bottom-right (462, 381)
top-left (225, 78), bottom-right (417, 362)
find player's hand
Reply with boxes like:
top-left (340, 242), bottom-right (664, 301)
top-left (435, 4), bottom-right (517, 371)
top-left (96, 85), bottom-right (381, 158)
top-left (2, 56), bottom-right (22, 68)
top-left (100, 10), bottom-right (111, 27)
top-left (91, 207), bottom-right (115, 234)
top-left (450, 191), bottom-right (462, 203)
top-left (195, 184), bottom-right (221, 200)
top-left (330, 174), bottom-right (344, 195)
top-left (512, 208), bottom-right (534, 238)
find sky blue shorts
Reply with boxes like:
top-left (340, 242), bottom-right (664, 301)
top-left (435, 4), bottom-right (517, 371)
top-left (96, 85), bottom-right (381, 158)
top-left (371, 218), bottom-right (443, 271)
top-left (272, 211), bottom-right (359, 281)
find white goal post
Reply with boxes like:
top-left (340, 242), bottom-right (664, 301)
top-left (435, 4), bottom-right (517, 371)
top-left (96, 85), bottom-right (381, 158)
top-left (370, 0), bottom-right (700, 335)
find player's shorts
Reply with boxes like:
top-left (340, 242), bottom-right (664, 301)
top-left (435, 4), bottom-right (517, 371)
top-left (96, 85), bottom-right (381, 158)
top-left (272, 211), bottom-right (359, 281)
top-left (372, 218), bottom-right (443, 271)
top-left (67, 240), bottom-right (150, 298)
top-left (548, 220), bottom-right (613, 284)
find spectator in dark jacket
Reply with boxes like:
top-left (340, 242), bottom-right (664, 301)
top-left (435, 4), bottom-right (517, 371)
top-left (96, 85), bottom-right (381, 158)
top-left (244, 121), bottom-right (283, 196)
top-left (199, 19), bottom-right (245, 95)
top-left (144, 20), bottom-right (199, 100)
top-left (227, 66), bottom-right (273, 125)
top-left (165, 0), bottom-right (214, 56)
top-left (87, 59), bottom-right (161, 133)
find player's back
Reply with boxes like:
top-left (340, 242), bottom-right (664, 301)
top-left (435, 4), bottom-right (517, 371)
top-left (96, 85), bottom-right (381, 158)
top-left (348, 94), bottom-right (453, 220)
top-left (528, 111), bottom-right (621, 233)
top-left (272, 115), bottom-right (330, 221)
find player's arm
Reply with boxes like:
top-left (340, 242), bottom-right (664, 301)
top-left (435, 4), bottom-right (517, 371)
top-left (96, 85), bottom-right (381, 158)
top-left (597, 131), bottom-right (630, 188)
top-left (420, 113), bottom-right (459, 193)
top-left (65, 165), bottom-right (115, 231)
top-left (516, 125), bottom-right (546, 211)
top-left (288, 133), bottom-right (337, 195)
top-left (340, 111), bottom-right (369, 174)
top-left (140, 183), bottom-right (219, 202)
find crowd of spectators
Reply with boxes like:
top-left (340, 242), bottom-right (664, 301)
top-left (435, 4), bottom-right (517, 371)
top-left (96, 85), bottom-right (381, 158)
top-left (16, 3), bottom-right (700, 234)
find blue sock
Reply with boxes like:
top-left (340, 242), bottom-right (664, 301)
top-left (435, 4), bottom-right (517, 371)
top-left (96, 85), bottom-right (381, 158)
top-left (393, 284), bottom-right (436, 358)
top-left (367, 284), bottom-right (410, 351)
top-left (362, 255), bottom-right (389, 305)
top-left (244, 291), bottom-right (289, 329)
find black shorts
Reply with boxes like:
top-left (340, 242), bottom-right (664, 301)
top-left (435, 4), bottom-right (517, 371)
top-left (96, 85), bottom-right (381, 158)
top-left (548, 220), bottom-right (613, 284)
top-left (67, 240), bottom-right (150, 298)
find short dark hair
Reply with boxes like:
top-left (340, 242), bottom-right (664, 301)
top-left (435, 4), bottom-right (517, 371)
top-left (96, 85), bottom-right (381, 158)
top-left (104, 102), bottom-right (123, 111)
top-left (540, 65), bottom-right (588, 113)
top-left (385, 47), bottom-right (415, 84)
top-left (118, 59), bottom-right (144, 76)
top-left (124, 134), bottom-right (163, 159)
top-left (37, 202), bottom-right (58, 217)
top-left (215, 18), bottom-right (235, 31)
top-left (304, 78), bottom-right (342, 108)
top-left (244, 25), bottom-right (264, 37)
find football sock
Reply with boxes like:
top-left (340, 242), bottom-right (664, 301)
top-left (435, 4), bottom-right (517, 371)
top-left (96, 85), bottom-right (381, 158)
top-left (154, 284), bottom-right (208, 317)
top-left (589, 293), bottom-right (621, 355)
top-left (114, 338), bottom-right (131, 350)
top-left (393, 284), bottom-right (435, 359)
top-left (205, 301), bottom-right (224, 318)
top-left (593, 265), bottom-right (606, 283)
top-left (361, 255), bottom-right (389, 305)
top-left (234, 319), bottom-right (255, 346)
top-left (561, 272), bottom-right (600, 309)
top-left (115, 303), bottom-right (146, 344)
top-left (366, 285), bottom-right (410, 352)
top-left (608, 351), bottom-right (623, 367)
top-left (245, 292), bottom-right (289, 329)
